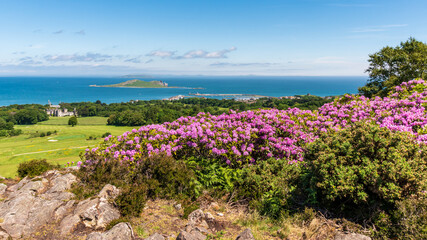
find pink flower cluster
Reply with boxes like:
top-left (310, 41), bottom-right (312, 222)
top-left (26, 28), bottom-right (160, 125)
top-left (319, 79), bottom-right (427, 143)
top-left (83, 79), bottom-right (427, 167)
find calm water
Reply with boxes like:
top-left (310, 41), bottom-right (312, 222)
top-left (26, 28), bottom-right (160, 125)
top-left (0, 76), bottom-right (367, 106)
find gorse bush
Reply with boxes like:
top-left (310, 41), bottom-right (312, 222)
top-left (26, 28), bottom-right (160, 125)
top-left (234, 158), bottom-right (301, 219)
top-left (17, 159), bottom-right (60, 178)
top-left (73, 154), bottom-right (196, 217)
top-left (303, 122), bottom-right (427, 214)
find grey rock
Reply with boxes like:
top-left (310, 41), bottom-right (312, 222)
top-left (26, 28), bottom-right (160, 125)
top-left (45, 173), bottom-right (77, 194)
top-left (176, 230), bottom-right (206, 240)
top-left (204, 212), bottom-right (215, 221)
top-left (72, 197), bottom-right (120, 230)
top-left (0, 171), bottom-right (123, 238)
top-left (0, 192), bottom-right (37, 238)
top-left (79, 199), bottom-right (101, 228)
top-left (22, 198), bottom-right (63, 235)
top-left (0, 230), bottom-right (10, 240)
top-left (194, 227), bottom-right (209, 235)
top-left (18, 180), bottom-right (45, 193)
top-left (6, 176), bottom-right (29, 192)
top-left (188, 209), bottom-right (205, 225)
top-left (145, 233), bottom-right (165, 240)
top-left (66, 166), bottom-right (80, 171)
top-left (59, 214), bottom-right (81, 235)
top-left (335, 232), bottom-right (371, 240)
top-left (235, 228), bottom-right (255, 240)
top-left (174, 203), bottom-right (182, 210)
top-left (86, 232), bottom-right (104, 240)
top-left (41, 173), bottom-right (77, 201)
top-left (98, 184), bottom-right (120, 200)
top-left (0, 183), bottom-right (6, 196)
top-left (86, 222), bottom-right (134, 240)
top-left (95, 199), bottom-right (121, 229)
top-left (54, 200), bottom-right (75, 220)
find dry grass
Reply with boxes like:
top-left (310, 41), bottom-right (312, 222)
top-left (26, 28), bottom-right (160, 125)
top-left (125, 199), bottom-right (360, 240)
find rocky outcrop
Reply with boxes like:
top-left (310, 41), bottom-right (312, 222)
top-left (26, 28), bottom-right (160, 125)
top-left (235, 228), bottom-right (255, 240)
top-left (0, 183), bottom-right (6, 196)
top-left (145, 233), bottom-right (166, 240)
top-left (86, 222), bottom-right (135, 240)
top-left (175, 208), bottom-right (227, 240)
top-left (0, 170), bottom-right (122, 239)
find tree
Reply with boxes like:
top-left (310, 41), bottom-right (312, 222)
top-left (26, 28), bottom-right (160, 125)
top-left (14, 109), bottom-right (47, 125)
top-left (359, 38), bottom-right (427, 97)
top-left (68, 116), bottom-right (78, 127)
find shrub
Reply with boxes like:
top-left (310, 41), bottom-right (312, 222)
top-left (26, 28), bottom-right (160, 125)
top-left (68, 116), bottom-right (78, 127)
top-left (101, 132), bottom-right (111, 138)
top-left (9, 129), bottom-right (22, 136)
top-left (17, 159), bottom-right (60, 178)
top-left (40, 132), bottom-right (46, 137)
top-left (389, 196), bottom-right (427, 239)
top-left (86, 135), bottom-right (96, 140)
top-left (303, 122), bottom-right (427, 216)
top-left (115, 185), bottom-right (147, 217)
top-left (234, 158), bottom-right (302, 219)
top-left (73, 154), bottom-right (197, 217)
top-left (185, 157), bottom-right (242, 197)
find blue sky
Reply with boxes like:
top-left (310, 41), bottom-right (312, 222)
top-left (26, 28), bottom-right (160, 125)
top-left (0, 0), bottom-right (426, 76)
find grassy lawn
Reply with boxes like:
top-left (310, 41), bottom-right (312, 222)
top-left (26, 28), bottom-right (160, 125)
top-left (0, 117), bottom-right (134, 178)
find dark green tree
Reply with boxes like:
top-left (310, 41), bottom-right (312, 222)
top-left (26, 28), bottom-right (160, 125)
top-left (68, 116), bottom-right (78, 127)
top-left (359, 38), bottom-right (427, 97)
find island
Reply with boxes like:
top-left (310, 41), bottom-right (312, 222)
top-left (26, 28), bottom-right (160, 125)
top-left (90, 79), bottom-right (204, 89)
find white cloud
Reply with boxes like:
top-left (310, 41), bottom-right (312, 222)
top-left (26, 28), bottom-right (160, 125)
top-left (146, 50), bottom-right (175, 58)
top-left (147, 47), bottom-right (237, 60)
top-left (44, 53), bottom-right (113, 62)
top-left (210, 62), bottom-right (275, 67)
top-left (177, 47), bottom-right (236, 59)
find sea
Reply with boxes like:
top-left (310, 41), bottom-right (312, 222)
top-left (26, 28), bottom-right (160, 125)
top-left (0, 76), bottom-right (367, 106)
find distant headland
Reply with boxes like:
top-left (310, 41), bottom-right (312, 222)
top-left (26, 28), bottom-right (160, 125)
top-left (90, 79), bottom-right (204, 89)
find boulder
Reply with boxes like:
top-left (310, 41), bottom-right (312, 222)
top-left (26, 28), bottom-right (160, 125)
top-left (98, 184), bottom-right (120, 200)
top-left (6, 176), bottom-right (29, 192)
top-left (42, 173), bottom-right (77, 200)
top-left (0, 183), bottom-right (6, 196)
top-left (334, 232), bottom-right (371, 240)
top-left (86, 222), bottom-right (135, 240)
top-left (61, 196), bottom-right (120, 232)
top-left (145, 233), bottom-right (165, 240)
top-left (176, 229), bottom-right (206, 240)
top-left (235, 228), bottom-right (255, 240)
top-left (54, 200), bottom-right (76, 220)
top-left (188, 209), bottom-right (205, 225)
top-left (174, 203), bottom-right (182, 210)
top-left (0, 230), bottom-right (10, 240)
top-left (0, 173), bottom-right (123, 239)
top-left (59, 214), bottom-right (81, 235)
top-left (96, 199), bottom-right (121, 229)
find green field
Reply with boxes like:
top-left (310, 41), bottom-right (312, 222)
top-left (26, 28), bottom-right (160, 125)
top-left (0, 117), bottom-right (134, 178)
